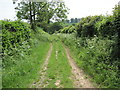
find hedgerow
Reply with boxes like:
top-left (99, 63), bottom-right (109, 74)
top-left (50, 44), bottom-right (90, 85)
top-left (58, 25), bottom-right (76, 34)
top-left (58, 3), bottom-right (120, 88)
top-left (2, 20), bottom-right (31, 68)
top-left (59, 34), bottom-right (120, 88)
top-left (76, 15), bottom-right (103, 37)
top-left (95, 16), bottom-right (115, 37)
top-left (2, 20), bottom-right (52, 88)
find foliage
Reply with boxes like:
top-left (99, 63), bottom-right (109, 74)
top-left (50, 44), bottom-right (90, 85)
top-left (2, 20), bottom-right (52, 88)
top-left (59, 34), bottom-right (120, 88)
top-left (76, 15), bottom-right (103, 37)
top-left (37, 22), bottom-right (49, 32)
top-left (37, 22), bottom-right (63, 34)
top-left (113, 4), bottom-right (120, 34)
top-left (65, 18), bottom-right (80, 23)
top-left (2, 20), bottom-right (31, 68)
top-left (75, 5), bottom-right (120, 38)
top-left (113, 4), bottom-right (120, 59)
top-left (48, 22), bottom-right (63, 34)
top-left (58, 25), bottom-right (76, 34)
top-left (95, 16), bottom-right (115, 37)
top-left (15, 1), bottom-right (69, 28)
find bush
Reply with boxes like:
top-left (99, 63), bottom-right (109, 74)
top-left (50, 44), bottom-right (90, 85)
top-left (37, 22), bottom-right (49, 32)
top-left (49, 22), bottom-right (63, 34)
top-left (2, 20), bottom-right (31, 68)
top-left (60, 34), bottom-right (120, 88)
top-left (37, 22), bottom-right (63, 34)
top-left (112, 4), bottom-right (120, 70)
top-left (76, 15), bottom-right (103, 37)
top-left (95, 16), bottom-right (115, 37)
top-left (59, 25), bottom-right (76, 34)
top-left (2, 20), bottom-right (52, 88)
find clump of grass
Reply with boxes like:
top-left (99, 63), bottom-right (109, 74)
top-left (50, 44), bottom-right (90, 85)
top-left (60, 34), bottom-right (120, 88)
top-left (2, 41), bottom-right (51, 88)
top-left (45, 41), bottom-right (73, 88)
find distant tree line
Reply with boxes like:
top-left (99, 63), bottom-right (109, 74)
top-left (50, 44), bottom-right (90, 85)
top-left (66, 18), bottom-right (81, 23)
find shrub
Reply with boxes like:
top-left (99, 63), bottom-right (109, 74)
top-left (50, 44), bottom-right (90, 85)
top-left (59, 25), bottom-right (76, 34)
top-left (37, 22), bottom-right (63, 34)
top-left (76, 15), bottom-right (103, 37)
top-left (37, 22), bottom-right (49, 32)
top-left (2, 20), bottom-right (31, 68)
top-left (2, 20), bottom-right (51, 88)
top-left (95, 16), bottom-right (115, 37)
top-left (61, 34), bottom-right (120, 88)
top-left (48, 22), bottom-right (63, 34)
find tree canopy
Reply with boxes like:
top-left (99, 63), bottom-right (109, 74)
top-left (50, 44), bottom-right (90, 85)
top-left (15, 1), bottom-right (69, 30)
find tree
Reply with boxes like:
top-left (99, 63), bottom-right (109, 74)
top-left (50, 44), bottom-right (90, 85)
top-left (14, 1), bottom-right (36, 31)
top-left (75, 18), bottom-right (78, 23)
top-left (66, 19), bottom-right (70, 23)
top-left (14, 1), bottom-right (69, 31)
top-left (70, 18), bottom-right (74, 23)
top-left (49, 22), bottom-right (63, 34)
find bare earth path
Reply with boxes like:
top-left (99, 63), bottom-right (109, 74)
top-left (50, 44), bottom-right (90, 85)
top-left (30, 43), bottom-right (95, 88)
top-left (30, 44), bottom-right (53, 88)
top-left (64, 46), bottom-right (95, 88)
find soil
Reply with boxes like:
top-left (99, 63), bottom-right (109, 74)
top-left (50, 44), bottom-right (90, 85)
top-left (30, 43), bottom-right (95, 88)
top-left (30, 44), bottom-right (53, 88)
top-left (64, 46), bottom-right (95, 88)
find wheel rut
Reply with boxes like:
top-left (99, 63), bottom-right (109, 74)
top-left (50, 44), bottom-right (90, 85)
top-left (30, 43), bottom-right (95, 88)
top-left (64, 46), bottom-right (95, 88)
top-left (30, 44), bottom-right (53, 88)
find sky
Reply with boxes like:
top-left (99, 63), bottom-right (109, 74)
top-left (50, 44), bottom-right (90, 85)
top-left (64, 0), bottom-right (120, 19)
top-left (0, 0), bottom-right (120, 20)
top-left (0, 0), bottom-right (17, 20)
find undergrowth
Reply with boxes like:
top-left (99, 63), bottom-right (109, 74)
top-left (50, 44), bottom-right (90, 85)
top-left (58, 33), bottom-right (120, 88)
top-left (3, 42), bottom-right (50, 88)
top-left (2, 20), bottom-right (52, 88)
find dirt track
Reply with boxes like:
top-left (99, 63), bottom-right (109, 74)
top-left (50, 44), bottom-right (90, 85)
top-left (30, 43), bottom-right (95, 88)
top-left (31, 44), bottom-right (53, 88)
top-left (64, 47), bottom-right (95, 88)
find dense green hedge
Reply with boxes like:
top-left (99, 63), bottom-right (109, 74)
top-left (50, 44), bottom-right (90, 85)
top-left (76, 5), bottom-right (120, 38)
top-left (75, 15), bottom-right (117, 37)
top-left (58, 25), bottom-right (76, 34)
top-left (95, 16), bottom-right (115, 37)
top-left (37, 22), bottom-right (63, 34)
top-left (76, 15), bottom-right (103, 37)
top-left (2, 20), bottom-right (52, 88)
top-left (2, 20), bottom-right (31, 68)
top-left (59, 34), bottom-right (120, 88)
top-left (113, 4), bottom-right (120, 60)
top-left (58, 4), bottom-right (120, 88)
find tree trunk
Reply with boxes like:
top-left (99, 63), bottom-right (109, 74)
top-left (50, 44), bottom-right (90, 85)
top-left (33, 2), bottom-right (36, 32)
top-left (29, 2), bottom-right (32, 26)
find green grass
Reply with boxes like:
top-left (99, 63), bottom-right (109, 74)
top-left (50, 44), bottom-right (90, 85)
top-left (44, 40), bottom-right (73, 88)
top-left (59, 33), bottom-right (120, 88)
top-left (2, 41), bottom-right (51, 88)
